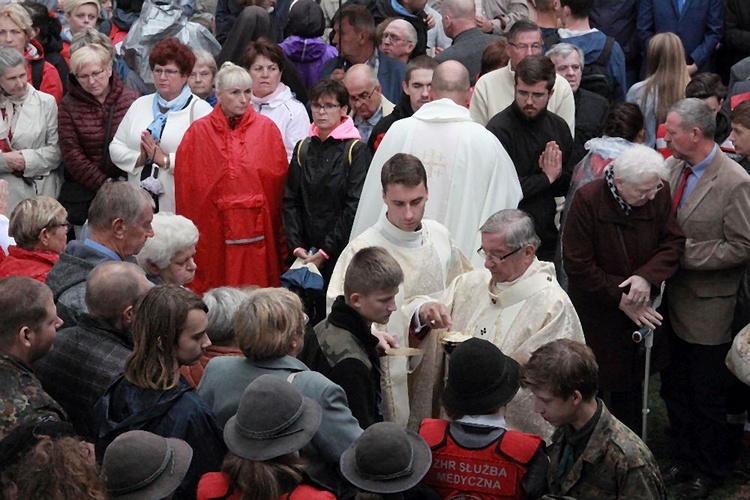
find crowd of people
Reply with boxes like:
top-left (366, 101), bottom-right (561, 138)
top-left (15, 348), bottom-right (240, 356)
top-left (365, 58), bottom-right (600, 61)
top-left (0, 0), bottom-right (750, 498)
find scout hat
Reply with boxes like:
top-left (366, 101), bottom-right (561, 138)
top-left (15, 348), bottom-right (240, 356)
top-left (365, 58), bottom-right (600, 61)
top-left (102, 430), bottom-right (193, 500)
top-left (223, 374), bottom-right (322, 461)
top-left (441, 337), bottom-right (520, 415)
top-left (340, 422), bottom-right (432, 494)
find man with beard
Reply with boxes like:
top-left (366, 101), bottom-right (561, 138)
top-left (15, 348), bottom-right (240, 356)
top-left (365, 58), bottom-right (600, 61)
top-left (35, 261), bottom-right (151, 439)
top-left (486, 55), bottom-right (574, 262)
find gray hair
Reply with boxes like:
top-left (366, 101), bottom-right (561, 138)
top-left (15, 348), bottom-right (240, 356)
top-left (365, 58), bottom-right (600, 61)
top-left (612, 144), bottom-right (669, 184)
top-left (0, 46), bottom-right (25, 76)
top-left (480, 209), bottom-right (541, 250)
top-left (202, 286), bottom-right (248, 345)
top-left (136, 212), bottom-right (199, 270)
top-left (88, 181), bottom-right (152, 232)
top-left (216, 61), bottom-right (251, 92)
top-left (86, 261), bottom-right (147, 322)
top-left (545, 42), bottom-right (585, 70)
top-left (669, 97), bottom-right (716, 138)
top-left (388, 19), bottom-right (417, 46)
top-left (193, 49), bottom-right (217, 75)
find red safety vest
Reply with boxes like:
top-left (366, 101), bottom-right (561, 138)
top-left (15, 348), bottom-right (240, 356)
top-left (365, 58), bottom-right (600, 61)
top-left (419, 419), bottom-right (542, 499)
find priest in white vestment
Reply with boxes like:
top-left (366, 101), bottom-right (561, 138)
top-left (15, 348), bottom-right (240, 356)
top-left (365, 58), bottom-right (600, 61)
top-left (403, 209), bottom-right (585, 440)
top-left (328, 153), bottom-right (471, 430)
top-left (350, 61), bottom-right (522, 268)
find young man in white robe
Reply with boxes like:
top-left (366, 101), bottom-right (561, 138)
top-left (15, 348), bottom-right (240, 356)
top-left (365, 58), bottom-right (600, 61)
top-left (404, 209), bottom-right (585, 440)
top-left (328, 153), bottom-right (471, 430)
top-left (350, 60), bottom-right (522, 267)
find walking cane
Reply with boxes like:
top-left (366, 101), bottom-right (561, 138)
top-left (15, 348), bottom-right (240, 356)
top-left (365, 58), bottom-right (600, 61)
top-left (632, 285), bottom-right (664, 443)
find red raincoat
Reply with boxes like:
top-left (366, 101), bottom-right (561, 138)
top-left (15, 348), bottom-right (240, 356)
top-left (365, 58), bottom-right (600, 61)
top-left (0, 246), bottom-right (59, 283)
top-left (175, 104), bottom-right (289, 294)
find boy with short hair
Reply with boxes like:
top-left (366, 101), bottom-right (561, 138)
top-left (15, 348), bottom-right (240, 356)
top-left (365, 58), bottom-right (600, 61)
top-left (301, 246), bottom-right (403, 429)
top-left (419, 338), bottom-right (548, 499)
top-left (521, 339), bottom-right (666, 499)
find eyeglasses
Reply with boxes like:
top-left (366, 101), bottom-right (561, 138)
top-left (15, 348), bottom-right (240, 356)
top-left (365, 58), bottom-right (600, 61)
top-left (153, 68), bottom-right (182, 77)
top-left (311, 102), bottom-right (342, 112)
top-left (350, 86), bottom-right (378, 103)
top-left (382, 32), bottom-right (408, 44)
top-left (509, 42), bottom-right (543, 51)
top-left (477, 246), bottom-right (522, 264)
top-left (516, 89), bottom-right (549, 102)
top-left (48, 221), bottom-right (72, 232)
top-left (632, 181), bottom-right (664, 198)
top-left (76, 68), bottom-right (107, 82)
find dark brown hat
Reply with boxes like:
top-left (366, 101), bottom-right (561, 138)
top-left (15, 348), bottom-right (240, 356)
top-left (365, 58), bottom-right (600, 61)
top-left (441, 338), bottom-right (520, 415)
top-left (102, 430), bottom-right (193, 500)
top-left (223, 374), bottom-right (322, 460)
top-left (340, 422), bottom-right (432, 494)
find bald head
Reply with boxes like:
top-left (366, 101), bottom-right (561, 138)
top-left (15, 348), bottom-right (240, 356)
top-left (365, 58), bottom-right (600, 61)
top-left (431, 61), bottom-right (471, 104)
top-left (344, 63), bottom-right (379, 88)
top-left (442, 0), bottom-right (475, 21)
top-left (86, 261), bottom-right (151, 326)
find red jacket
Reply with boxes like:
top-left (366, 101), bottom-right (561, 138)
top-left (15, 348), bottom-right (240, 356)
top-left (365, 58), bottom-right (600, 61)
top-left (175, 104), bottom-right (289, 294)
top-left (197, 472), bottom-right (335, 500)
top-left (58, 74), bottom-right (139, 191)
top-left (0, 246), bottom-right (59, 283)
top-left (25, 40), bottom-right (63, 104)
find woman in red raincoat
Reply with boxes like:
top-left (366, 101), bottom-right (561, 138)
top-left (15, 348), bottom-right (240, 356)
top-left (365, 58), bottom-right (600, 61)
top-left (175, 61), bottom-right (288, 294)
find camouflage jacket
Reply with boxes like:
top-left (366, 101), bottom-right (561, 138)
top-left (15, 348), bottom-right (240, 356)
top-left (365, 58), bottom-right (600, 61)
top-left (0, 353), bottom-right (68, 440)
top-left (547, 402), bottom-right (667, 499)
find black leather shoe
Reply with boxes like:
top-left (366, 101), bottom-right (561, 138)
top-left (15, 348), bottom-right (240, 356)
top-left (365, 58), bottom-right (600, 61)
top-left (680, 477), bottom-right (714, 499)
top-left (663, 465), bottom-right (691, 485)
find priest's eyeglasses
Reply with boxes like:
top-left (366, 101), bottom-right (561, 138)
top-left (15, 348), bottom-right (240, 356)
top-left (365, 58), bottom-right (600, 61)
top-left (477, 246), bottom-right (522, 264)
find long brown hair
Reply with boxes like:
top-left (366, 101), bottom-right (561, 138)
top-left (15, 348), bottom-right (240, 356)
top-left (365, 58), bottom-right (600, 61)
top-left (643, 33), bottom-right (690, 125)
top-left (212, 452), bottom-right (307, 500)
top-left (124, 286), bottom-right (207, 390)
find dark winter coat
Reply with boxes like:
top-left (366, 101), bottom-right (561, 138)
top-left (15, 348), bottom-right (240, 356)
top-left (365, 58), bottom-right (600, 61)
top-left (572, 88), bottom-right (609, 165)
top-left (93, 376), bottom-right (226, 500)
top-left (58, 74), bottom-right (139, 192)
top-left (563, 178), bottom-right (685, 391)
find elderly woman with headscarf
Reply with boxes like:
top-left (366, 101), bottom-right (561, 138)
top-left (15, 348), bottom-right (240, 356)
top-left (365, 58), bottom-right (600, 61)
top-left (0, 196), bottom-right (68, 282)
top-left (562, 144), bottom-right (685, 434)
top-left (175, 62), bottom-right (288, 293)
top-left (110, 37), bottom-right (213, 213)
top-left (0, 46), bottom-right (61, 213)
top-left (135, 212), bottom-right (198, 287)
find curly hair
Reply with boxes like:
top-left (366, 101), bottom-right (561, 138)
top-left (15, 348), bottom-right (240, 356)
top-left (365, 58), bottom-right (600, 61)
top-left (1, 436), bottom-right (105, 500)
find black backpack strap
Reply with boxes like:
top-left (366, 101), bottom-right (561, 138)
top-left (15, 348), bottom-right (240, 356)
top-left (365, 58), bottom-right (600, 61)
top-left (31, 58), bottom-right (45, 91)
top-left (594, 36), bottom-right (616, 67)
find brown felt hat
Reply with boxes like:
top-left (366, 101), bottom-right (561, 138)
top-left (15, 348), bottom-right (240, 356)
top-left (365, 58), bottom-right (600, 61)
top-left (102, 430), bottom-right (193, 500)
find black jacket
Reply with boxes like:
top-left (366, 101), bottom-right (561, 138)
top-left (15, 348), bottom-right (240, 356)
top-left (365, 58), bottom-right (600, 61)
top-left (486, 103), bottom-right (574, 261)
top-left (368, 92), bottom-right (413, 152)
top-left (282, 131), bottom-right (371, 279)
top-left (370, 0), bottom-right (428, 58)
top-left (572, 88), bottom-right (609, 165)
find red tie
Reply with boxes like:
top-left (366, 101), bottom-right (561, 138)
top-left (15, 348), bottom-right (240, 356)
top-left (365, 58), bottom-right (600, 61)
top-left (672, 166), bottom-right (693, 213)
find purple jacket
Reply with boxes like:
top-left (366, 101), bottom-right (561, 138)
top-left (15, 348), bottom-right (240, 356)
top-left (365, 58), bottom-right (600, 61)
top-left (280, 36), bottom-right (338, 89)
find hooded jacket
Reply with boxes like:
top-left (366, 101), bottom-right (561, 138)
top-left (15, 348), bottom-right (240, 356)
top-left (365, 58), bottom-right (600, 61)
top-left (94, 376), bottom-right (226, 500)
top-left (24, 39), bottom-right (63, 104)
top-left (282, 116), bottom-right (371, 278)
top-left (0, 246), bottom-right (59, 282)
top-left (175, 104), bottom-right (289, 294)
top-left (280, 36), bottom-right (338, 90)
top-left (251, 83), bottom-right (310, 162)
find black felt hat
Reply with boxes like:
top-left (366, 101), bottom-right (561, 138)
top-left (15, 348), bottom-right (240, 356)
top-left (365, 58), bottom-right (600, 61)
top-left (441, 338), bottom-right (520, 415)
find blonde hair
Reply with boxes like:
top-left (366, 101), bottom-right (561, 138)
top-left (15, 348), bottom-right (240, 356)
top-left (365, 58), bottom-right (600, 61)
top-left (0, 3), bottom-right (33, 39)
top-left (70, 43), bottom-right (113, 75)
top-left (235, 288), bottom-right (306, 360)
top-left (643, 33), bottom-right (690, 125)
top-left (8, 196), bottom-right (66, 249)
top-left (216, 61), bottom-right (252, 92)
top-left (64, 0), bottom-right (101, 17)
top-left (193, 49), bottom-right (217, 75)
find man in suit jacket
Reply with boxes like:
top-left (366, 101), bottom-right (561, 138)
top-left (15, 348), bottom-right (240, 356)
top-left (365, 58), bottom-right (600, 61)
top-left (637, 0), bottom-right (723, 74)
top-left (321, 4), bottom-right (407, 104)
top-left (435, 0), bottom-right (498, 85)
top-left (662, 98), bottom-right (750, 499)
